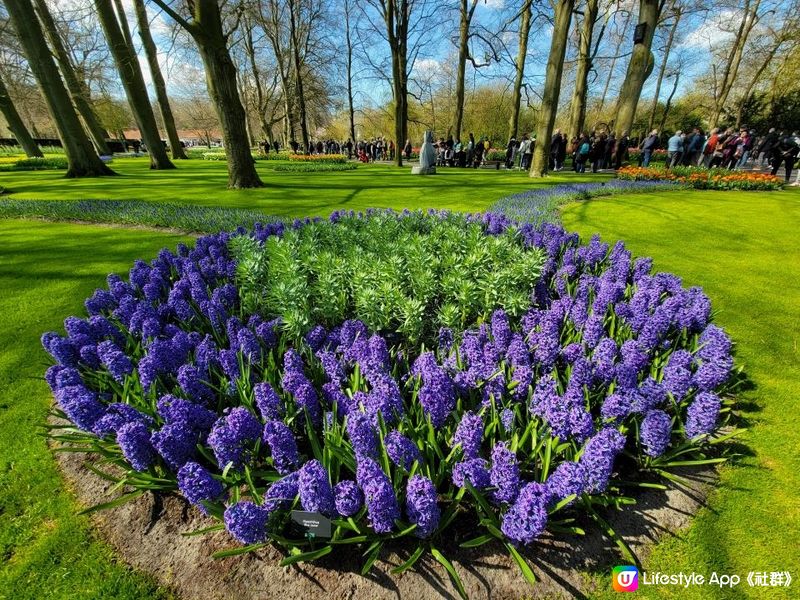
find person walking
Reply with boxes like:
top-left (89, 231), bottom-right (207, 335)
top-left (757, 128), bottom-right (779, 167)
top-left (683, 128), bottom-right (704, 166)
top-left (575, 135), bottom-right (591, 173)
top-left (640, 130), bottom-right (660, 167)
top-left (614, 131), bottom-right (629, 170)
top-left (666, 130), bottom-right (683, 169)
top-left (770, 131), bottom-right (799, 181)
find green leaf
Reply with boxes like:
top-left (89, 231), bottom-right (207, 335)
top-left (506, 543), bottom-right (537, 586)
top-left (459, 534), bottom-right (495, 548)
top-left (212, 543), bottom-right (267, 559)
top-left (391, 545), bottom-right (426, 574)
top-left (430, 547), bottom-right (467, 600)
top-left (181, 524), bottom-right (225, 537)
top-left (77, 489), bottom-right (145, 515)
top-left (360, 541), bottom-right (382, 575)
top-left (279, 545), bottom-right (332, 566)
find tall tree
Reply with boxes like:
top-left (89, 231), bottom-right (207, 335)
top-left (288, 0), bottom-right (310, 152)
top-left (4, 0), bottom-right (113, 176)
top-left (240, 13), bottom-right (283, 142)
top-left (33, 0), bottom-right (110, 155)
top-left (508, 0), bottom-right (533, 140)
top-left (132, 0), bottom-right (188, 159)
top-left (597, 8), bottom-right (632, 113)
top-left (567, 0), bottom-right (600, 139)
top-left (95, 0), bottom-right (174, 169)
top-left (530, 0), bottom-right (575, 177)
top-left (451, 0), bottom-right (480, 141)
top-left (344, 0), bottom-right (357, 144)
top-left (257, 0), bottom-right (297, 146)
top-left (709, 0), bottom-right (762, 126)
top-left (151, 0), bottom-right (262, 188)
top-left (613, 0), bottom-right (661, 137)
top-left (365, 0), bottom-right (411, 166)
top-left (647, 3), bottom-right (681, 131)
top-left (0, 70), bottom-right (43, 157)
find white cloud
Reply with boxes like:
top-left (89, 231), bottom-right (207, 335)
top-left (681, 9), bottom-right (739, 50)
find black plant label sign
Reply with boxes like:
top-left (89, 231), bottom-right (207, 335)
top-left (290, 510), bottom-right (332, 539)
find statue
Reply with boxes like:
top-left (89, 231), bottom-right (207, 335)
top-left (411, 130), bottom-right (436, 175)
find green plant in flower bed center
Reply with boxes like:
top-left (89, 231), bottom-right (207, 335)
top-left (42, 212), bottom-right (740, 597)
top-left (231, 211), bottom-right (545, 346)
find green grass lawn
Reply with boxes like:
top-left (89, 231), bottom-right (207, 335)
top-left (562, 189), bottom-right (800, 599)
top-left (0, 220), bottom-right (191, 599)
top-left (0, 157), bottom-right (610, 216)
top-left (1, 178), bottom-right (798, 598)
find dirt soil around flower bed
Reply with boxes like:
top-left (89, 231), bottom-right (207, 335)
top-left (56, 447), bottom-right (714, 599)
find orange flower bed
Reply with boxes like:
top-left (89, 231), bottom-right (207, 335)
top-left (616, 166), bottom-right (784, 190)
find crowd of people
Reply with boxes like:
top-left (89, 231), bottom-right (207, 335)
top-left (256, 125), bottom-right (800, 182)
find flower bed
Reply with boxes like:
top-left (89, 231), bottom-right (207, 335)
top-left (43, 210), bottom-right (737, 595)
top-left (617, 166), bottom-right (784, 190)
top-left (490, 180), bottom-right (682, 225)
top-left (0, 156), bottom-right (68, 171)
top-left (271, 163), bottom-right (357, 173)
top-left (288, 154), bottom-right (348, 164)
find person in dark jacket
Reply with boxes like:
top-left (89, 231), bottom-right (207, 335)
top-left (640, 130), bottom-right (660, 166)
top-left (614, 131), bottom-right (629, 170)
top-left (770, 132), bottom-right (799, 181)
top-left (550, 129), bottom-right (565, 171)
top-left (683, 128), bottom-right (705, 166)
top-left (757, 128), bottom-right (779, 167)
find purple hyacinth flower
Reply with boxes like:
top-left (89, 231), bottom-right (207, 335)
top-left (640, 410), bottom-right (672, 457)
top-left (298, 460), bottom-right (336, 517)
top-left (346, 411), bottom-right (378, 458)
top-left (500, 482), bottom-right (550, 546)
top-left (579, 427), bottom-right (626, 494)
top-left (150, 422), bottom-right (200, 469)
top-left (412, 352), bottom-right (456, 428)
top-left (334, 480), bottom-right (363, 517)
top-left (452, 411), bottom-right (483, 459)
top-left (490, 442), bottom-right (520, 504)
top-left (452, 458), bottom-right (490, 489)
top-left (385, 430), bottom-right (421, 470)
top-left (254, 382), bottom-right (283, 421)
top-left (97, 340), bottom-right (133, 383)
top-left (117, 421), bottom-right (156, 471)
top-left (264, 472), bottom-right (299, 512)
top-left (92, 403), bottom-right (152, 438)
top-left (405, 475), bottom-right (440, 538)
top-left (224, 501), bottom-right (269, 545)
top-left (177, 461), bottom-right (225, 513)
top-left (207, 407), bottom-right (262, 470)
top-left (545, 461), bottom-right (586, 503)
top-left (356, 458), bottom-right (400, 534)
top-left (685, 392), bottom-right (721, 439)
top-left (54, 385), bottom-right (106, 432)
top-left (263, 420), bottom-right (300, 475)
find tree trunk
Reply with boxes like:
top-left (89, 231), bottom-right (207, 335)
top-left (452, 0), bottom-right (478, 142)
top-left (196, 40), bottom-right (262, 187)
top-left (735, 42), bottom-right (782, 128)
top-left (34, 0), bottom-right (111, 155)
top-left (648, 7), bottom-right (680, 131)
top-left (4, 0), bottom-right (113, 177)
top-left (344, 0), bottom-right (357, 144)
top-left (658, 71), bottom-right (680, 132)
top-left (530, 0), bottom-right (575, 177)
top-left (0, 71), bottom-right (43, 157)
top-left (567, 0), bottom-right (599, 140)
top-left (597, 9), bottom-right (632, 113)
top-left (288, 0), bottom-right (310, 153)
top-left (508, 0), bottom-right (533, 140)
top-left (709, 0), bottom-right (761, 126)
top-left (132, 0), bottom-right (188, 159)
top-left (614, 0), bottom-right (661, 137)
top-left (95, 0), bottom-right (174, 169)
